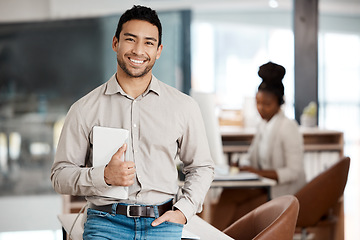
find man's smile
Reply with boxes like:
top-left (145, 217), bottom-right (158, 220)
top-left (130, 58), bottom-right (144, 64)
top-left (128, 56), bottom-right (147, 66)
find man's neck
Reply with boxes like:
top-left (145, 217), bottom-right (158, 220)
top-left (116, 71), bottom-right (152, 99)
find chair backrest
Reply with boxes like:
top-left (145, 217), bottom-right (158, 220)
top-left (295, 156), bottom-right (350, 228)
top-left (223, 195), bottom-right (299, 240)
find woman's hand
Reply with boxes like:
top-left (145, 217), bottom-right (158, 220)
top-left (240, 166), bottom-right (278, 181)
top-left (239, 165), bottom-right (259, 174)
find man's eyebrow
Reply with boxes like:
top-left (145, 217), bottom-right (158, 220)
top-left (123, 32), bottom-right (157, 42)
top-left (145, 37), bottom-right (158, 42)
top-left (124, 33), bottom-right (137, 38)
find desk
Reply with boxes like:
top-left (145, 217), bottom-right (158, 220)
top-left (196, 176), bottom-right (277, 222)
top-left (180, 176), bottom-right (276, 196)
top-left (58, 213), bottom-right (234, 240)
top-left (211, 177), bottom-right (276, 192)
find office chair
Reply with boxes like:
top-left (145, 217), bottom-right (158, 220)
top-left (222, 195), bottom-right (299, 240)
top-left (295, 156), bottom-right (350, 240)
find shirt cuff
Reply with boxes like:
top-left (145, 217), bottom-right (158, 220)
top-left (173, 198), bottom-right (196, 223)
top-left (91, 165), bottom-right (111, 192)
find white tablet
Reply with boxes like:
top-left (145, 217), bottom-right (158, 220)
top-left (93, 126), bottom-right (129, 199)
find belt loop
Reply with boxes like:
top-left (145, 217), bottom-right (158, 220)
top-left (153, 205), bottom-right (160, 218)
top-left (111, 203), bottom-right (118, 216)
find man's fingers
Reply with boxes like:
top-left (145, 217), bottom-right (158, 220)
top-left (121, 174), bottom-right (135, 186)
top-left (151, 210), bottom-right (186, 226)
top-left (105, 143), bottom-right (138, 186)
top-left (151, 213), bottom-right (167, 226)
top-left (125, 161), bottom-right (135, 168)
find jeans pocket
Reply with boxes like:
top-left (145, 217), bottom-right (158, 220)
top-left (151, 221), bottom-right (184, 239)
top-left (164, 221), bottom-right (185, 228)
top-left (87, 208), bottom-right (111, 218)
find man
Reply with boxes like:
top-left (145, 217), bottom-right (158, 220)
top-left (51, 5), bottom-right (214, 240)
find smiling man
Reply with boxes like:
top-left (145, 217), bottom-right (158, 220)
top-left (115, 20), bottom-right (161, 79)
top-left (50, 5), bottom-right (214, 240)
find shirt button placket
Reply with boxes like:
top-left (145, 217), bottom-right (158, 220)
top-left (131, 99), bottom-right (140, 159)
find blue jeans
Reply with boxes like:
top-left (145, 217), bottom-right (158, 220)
top-left (83, 201), bottom-right (184, 240)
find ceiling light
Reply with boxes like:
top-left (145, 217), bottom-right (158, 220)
top-left (269, 0), bottom-right (279, 8)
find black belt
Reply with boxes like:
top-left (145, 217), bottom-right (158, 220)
top-left (89, 200), bottom-right (173, 218)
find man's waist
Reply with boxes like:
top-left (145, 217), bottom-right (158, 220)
top-left (89, 199), bottom-right (173, 218)
top-left (86, 192), bottom-right (176, 206)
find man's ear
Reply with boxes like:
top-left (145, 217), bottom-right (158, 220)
top-left (156, 44), bottom-right (163, 60)
top-left (112, 36), bottom-right (119, 52)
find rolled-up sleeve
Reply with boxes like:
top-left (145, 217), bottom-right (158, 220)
top-left (173, 100), bottom-right (215, 221)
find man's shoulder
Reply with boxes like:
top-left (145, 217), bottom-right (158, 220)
top-left (71, 81), bottom-right (108, 109)
top-left (156, 80), bottom-right (195, 105)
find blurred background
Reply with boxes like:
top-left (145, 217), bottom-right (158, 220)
top-left (0, 0), bottom-right (359, 239)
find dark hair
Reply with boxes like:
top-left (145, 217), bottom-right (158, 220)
top-left (257, 61), bottom-right (286, 105)
top-left (114, 5), bottom-right (162, 47)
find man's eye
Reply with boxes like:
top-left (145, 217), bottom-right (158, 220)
top-left (126, 38), bottom-right (135, 42)
top-left (146, 42), bottom-right (154, 46)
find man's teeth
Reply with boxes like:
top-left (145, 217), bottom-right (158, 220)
top-left (130, 59), bottom-right (144, 64)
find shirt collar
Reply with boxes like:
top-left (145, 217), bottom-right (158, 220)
top-left (263, 109), bottom-right (283, 129)
top-left (143, 75), bottom-right (161, 97)
top-left (105, 74), bottom-right (161, 97)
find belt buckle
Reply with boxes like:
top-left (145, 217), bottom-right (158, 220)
top-left (126, 205), bottom-right (141, 218)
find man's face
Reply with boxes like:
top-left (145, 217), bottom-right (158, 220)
top-left (112, 19), bottom-right (163, 78)
top-left (256, 91), bottom-right (280, 121)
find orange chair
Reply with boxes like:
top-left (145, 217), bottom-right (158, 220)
top-left (223, 195), bottom-right (299, 240)
top-left (295, 156), bottom-right (350, 240)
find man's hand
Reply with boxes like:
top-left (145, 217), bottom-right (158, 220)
top-left (104, 144), bottom-right (136, 186)
top-left (151, 210), bottom-right (186, 226)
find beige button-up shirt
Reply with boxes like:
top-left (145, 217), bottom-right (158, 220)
top-left (51, 74), bottom-right (214, 221)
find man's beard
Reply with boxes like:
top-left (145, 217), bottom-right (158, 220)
top-left (117, 56), bottom-right (155, 78)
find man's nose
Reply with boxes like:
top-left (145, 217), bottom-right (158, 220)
top-left (132, 42), bottom-right (145, 55)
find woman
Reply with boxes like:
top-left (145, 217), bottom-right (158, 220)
top-left (211, 62), bottom-right (306, 230)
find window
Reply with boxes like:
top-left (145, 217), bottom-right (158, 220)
top-left (191, 19), bottom-right (295, 122)
top-left (318, 32), bottom-right (360, 140)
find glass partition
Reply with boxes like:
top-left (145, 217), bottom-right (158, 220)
top-left (0, 10), bottom-right (191, 196)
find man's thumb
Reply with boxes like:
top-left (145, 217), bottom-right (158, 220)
top-left (114, 143), bottom-right (127, 161)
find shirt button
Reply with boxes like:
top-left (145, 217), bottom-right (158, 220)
top-left (133, 123), bottom-right (137, 128)
top-left (138, 193), bottom-right (142, 198)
